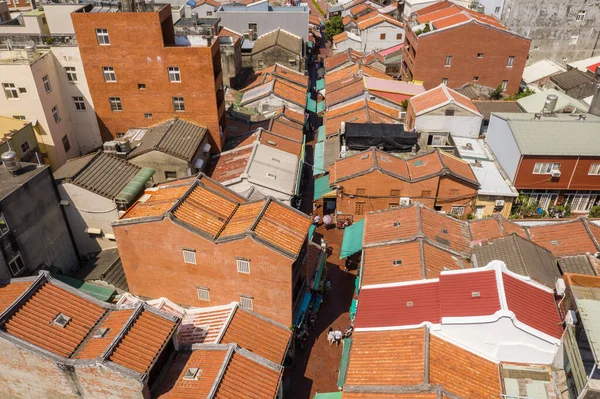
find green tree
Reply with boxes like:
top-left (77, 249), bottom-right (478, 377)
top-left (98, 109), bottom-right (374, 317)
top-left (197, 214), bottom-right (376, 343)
top-left (325, 16), bottom-right (344, 42)
top-left (489, 85), bottom-right (504, 100)
top-left (589, 206), bottom-right (600, 218)
top-left (508, 87), bottom-right (536, 101)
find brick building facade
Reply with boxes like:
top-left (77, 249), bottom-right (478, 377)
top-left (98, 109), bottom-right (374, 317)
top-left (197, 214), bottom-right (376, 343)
top-left (326, 148), bottom-right (479, 220)
top-left (112, 174), bottom-right (313, 326)
top-left (401, 1), bottom-right (530, 95)
top-left (71, 4), bottom-right (226, 152)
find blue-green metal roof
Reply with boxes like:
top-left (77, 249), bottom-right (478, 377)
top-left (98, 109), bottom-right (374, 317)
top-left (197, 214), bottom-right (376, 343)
top-left (313, 141), bottom-right (327, 176)
top-left (313, 393), bottom-right (342, 399)
top-left (52, 274), bottom-right (116, 302)
top-left (114, 167), bottom-right (155, 205)
top-left (313, 174), bottom-right (331, 201)
top-left (340, 219), bottom-right (364, 259)
top-left (316, 125), bottom-right (326, 142)
top-left (337, 336), bottom-right (353, 388)
top-left (316, 79), bottom-right (325, 91)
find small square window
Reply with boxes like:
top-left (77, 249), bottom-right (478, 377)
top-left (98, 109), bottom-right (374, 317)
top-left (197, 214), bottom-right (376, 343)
top-left (240, 296), bottom-right (253, 310)
top-left (576, 10), bottom-right (586, 21)
top-left (52, 106), bottom-right (61, 123)
top-left (96, 28), bottom-right (110, 45)
top-left (206, 10), bottom-right (213, 16)
top-left (62, 135), bottom-right (70, 152)
top-left (183, 368), bottom-right (201, 380)
top-left (12, 115), bottom-right (26, 120)
top-left (396, 33), bottom-right (402, 40)
top-left (168, 67), bottom-right (181, 82)
top-left (451, 206), bottom-right (465, 216)
top-left (533, 46), bottom-right (540, 50)
top-left (445, 109), bottom-right (455, 116)
top-left (20, 140), bottom-right (30, 153)
top-left (236, 259), bottom-right (250, 274)
top-left (65, 67), bottom-right (78, 83)
top-left (392, 259), bottom-right (402, 266)
top-left (477, 53), bottom-right (484, 58)
top-left (445, 55), bottom-right (452, 66)
top-left (249, 23), bottom-right (257, 31)
top-left (3, 83), bottom-right (18, 99)
top-left (93, 327), bottom-right (110, 338)
top-left (138, 83), bottom-right (146, 89)
top-left (507, 56), bottom-right (514, 67)
top-left (197, 287), bottom-right (210, 301)
top-left (183, 249), bottom-right (196, 264)
top-left (8, 253), bottom-right (25, 277)
top-left (18, 87), bottom-right (27, 94)
top-left (73, 96), bottom-right (86, 111)
top-left (570, 35), bottom-right (579, 45)
top-left (472, 76), bottom-right (479, 82)
top-left (442, 78), bottom-right (448, 85)
top-left (109, 97), bottom-right (122, 112)
top-left (42, 75), bottom-right (52, 93)
top-left (494, 6), bottom-right (500, 12)
top-left (53, 313), bottom-right (71, 328)
top-left (380, 33), bottom-right (386, 40)
top-left (173, 96), bottom-right (185, 112)
top-left (144, 113), bottom-right (152, 119)
top-left (165, 171), bottom-right (177, 180)
top-left (103, 67), bottom-right (116, 82)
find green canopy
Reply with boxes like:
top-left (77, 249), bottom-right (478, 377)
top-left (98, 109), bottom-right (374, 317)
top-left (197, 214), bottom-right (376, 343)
top-left (316, 79), bottom-right (325, 91)
top-left (337, 337), bottom-right (353, 388)
top-left (115, 167), bottom-right (155, 205)
top-left (340, 219), bottom-right (365, 259)
top-left (52, 274), bottom-right (116, 302)
top-left (306, 93), bottom-right (317, 113)
top-left (313, 393), bottom-right (342, 399)
top-left (313, 174), bottom-right (331, 201)
top-left (316, 125), bottom-right (326, 142)
top-left (307, 41), bottom-right (314, 48)
top-left (313, 253), bottom-right (326, 290)
top-left (313, 141), bottom-right (326, 176)
top-left (308, 224), bottom-right (316, 241)
top-left (350, 299), bottom-right (358, 320)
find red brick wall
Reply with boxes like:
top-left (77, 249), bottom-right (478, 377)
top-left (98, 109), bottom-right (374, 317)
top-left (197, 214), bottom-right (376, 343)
top-left (333, 170), bottom-right (476, 219)
top-left (71, 8), bottom-right (226, 152)
top-left (402, 23), bottom-right (530, 95)
top-left (515, 156), bottom-right (600, 191)
top-left (113, 218), bottom-right (295, 326)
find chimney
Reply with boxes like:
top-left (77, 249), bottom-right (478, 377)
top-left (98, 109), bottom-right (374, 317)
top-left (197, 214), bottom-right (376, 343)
top-left (589, 84), bottom-right (600, 117)
top-left (534, 113), bottom-right (542, 120)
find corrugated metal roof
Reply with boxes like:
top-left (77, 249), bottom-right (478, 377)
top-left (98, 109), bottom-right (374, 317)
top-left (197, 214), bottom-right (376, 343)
top-left (516, 89), bottom-right (589, 113)
top-left (550, 68), bottom-right (596, 91)
top-left (251, 28), bottom-right (303, 55)
top-left (127, 119), bottom-right (207, 162)
top-left (55, 152), bottom-right (142, 200)
top-left (558, 255), bottom-right (598, 276)
top-left (575, 298), bottom-right (600, 363)
top-left (75, 248), bottom-right (129, 292)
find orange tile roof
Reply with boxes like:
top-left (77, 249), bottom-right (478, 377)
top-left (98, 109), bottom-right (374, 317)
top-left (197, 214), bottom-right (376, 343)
top-left (419, 206), bottom-right (471, 253)
top-left (259, 130), bottom-right (303, 157)
top-left (273, 78), bottom-right (307, 107)
top-left (346, 329), bottom-right (426, 386)
top-left (357, 14), bottom-right (403, 30)
top-left (355, 10), bottom-right (379, 25)
top-left (324, 100), bottom-right (401, 135)
top-left (272, 63), bottom-right (309, 87)
top-left (243, 73), bottom-right (274, 91)
top-left (416, 0), bottom-right (507, 31)
top-left (527, 219), bottom-right (599, 257)
top-left (423, 240), bottom-right (470, 277)
top-left (214, 351), bottom-right (282, 398)
top-left (309, 13), bottom-right (324, 26)
top-left (74, 309), bottom-right (134, 359)
top-left (324, 50), bottom-right (355, 71)
top-left (469, 217), bottom-right (528, 242)
top-left (438, 150), bottom-right (478, 182)
top-left (282, 107), bottom-right (305, 124)
top-left (342, 15), bottom-right (352, 26)
top-left (220, 201), bottom-right (265, 238)
top-left (361, 65), bottom-right (392, 80)
top-left (344, 394), bottom-right (438, 399)
top-left (206, 145), bottom-right (253, 183)
top-left (269, 117), bottom-right (304, 143)
top-left (197, 174), bottom-right (247, 203)
top-left (108, 309), bottom-right (177, 374)
top-left (363, 241), bottom-right (424, 285)
top-left (325, 64), bottom-right (361, 86)
top-left (4, 282), bottom-right (107, 358)
top-left (364, 206), bottom-right (420, 246)
top-left (220, 307), bottom-right (291, 364)
top-left (253, 200), bottom-right (311, 256)
top-left (409, 84), bottom-right (481, 115)
top-left (0, 281), bottom-right (32, 314)
top-left (429, 334), bottom-right (502, 399)
top-left (179, 305), bottom-right (234, 344)
top-left (326, 76), bottom-right (365, 107)
top-left (167, 350), bottom-right (229, 399)
top-left (121, 184), bottom-right (192, 220)
top-left (406, 151), bottom-right (444, 179)
top-left (349, 2), bottom-right (371, 16)
top-left (333, 31), bottom-right (350, 44)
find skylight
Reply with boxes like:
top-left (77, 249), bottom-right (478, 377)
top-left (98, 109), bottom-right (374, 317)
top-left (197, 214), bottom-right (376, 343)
top-left (53, 313), bottom-right (72, 328)
top-left (183, 367), bottom-right (201, 380)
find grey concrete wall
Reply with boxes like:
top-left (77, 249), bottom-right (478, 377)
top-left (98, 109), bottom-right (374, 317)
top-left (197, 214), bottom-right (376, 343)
top-left (216, 9), bottom-right (309, 41)
top-left (501, 0), bottom-right (600, 65)
top-left (0, 124), bottom-right (38, 162)
top-left (220, 43), bottom-right (242, 87)
top-left (0, 166), bottom-right (77, 279)
top-left (243, 46), bottom-right (304, 72)
top-left (128, 150), bottom-right (190, 184)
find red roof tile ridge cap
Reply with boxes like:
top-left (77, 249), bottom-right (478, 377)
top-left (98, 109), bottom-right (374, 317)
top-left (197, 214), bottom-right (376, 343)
top-left (215, 303), bottom-right (240, 344)
top-left (581, 217), bottom-right (600, 253)
top-left (102, 303), bottom-right (144, 362)
top-left (360, 275), bottom-right (440, 290)
top-left (204, 344), bottom-right (237, 397)
top-left (247, 197), bottom-right (272, 233)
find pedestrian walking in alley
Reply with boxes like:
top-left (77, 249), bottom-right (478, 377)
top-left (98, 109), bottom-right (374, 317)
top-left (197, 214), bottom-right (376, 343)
top-left (327, 328), bottom-right (335, 345)
top-left (334, 328), bottom-right (342, 346)
top-left (313, 214), bottom-right (320, 225)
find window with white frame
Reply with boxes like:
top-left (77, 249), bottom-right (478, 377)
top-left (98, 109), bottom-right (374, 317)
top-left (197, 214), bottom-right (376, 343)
top-left (533, 162), bottom-right (560, 174)
top-left (501, 80), bottom-right (508, 91)
top-left (173, 97), bottom-right (185, 112)
top-left (3, 83), bottom-right (18, 99)
top-left (102, 67), bottom-right (116, 82)
top-left (109, 97), bottom-right (122, 112)
top-left (168, 67), bottom-right (181, 82)
top-left (52, 105), bottom-right (61, 122)
top-left (445, 55), bottom-right (452, 66)
top-left (576, 10), bottom-right (586, 21)
top-left (507, 56), bottom-right (514, 67)
top-left (236, 259), bottom-right (250, 274)
top-left (569, 193), bottom-right (597, 213)
top-left (442, 78), bottom-right (448, 85)
top-left (0, 213), bottom-right (9, 237)
top-left (197, 287), bottom-right (210, 301)
top-left (183, 249), bottom-right (196, 264)
top-left (570, 35), bottom-right (579, 45)
top-left (240, 296), bottom-right (253, 310)
top-left (450, 206), bottom-right (465, 216)
top-left (20, 140), bottom-right (30, 153)
top-left (7, 252), bottom-right (25, 277)
top-left (589, 164), bottom-right (600, 175)
top-left (73, 96), bottom-right (86, 111)
top-left (96, 28), bottom-right (110, 45)
top-left (65, 67), bottom-right (78, 82)
top-left (42, 75), bottom-right (51, 93)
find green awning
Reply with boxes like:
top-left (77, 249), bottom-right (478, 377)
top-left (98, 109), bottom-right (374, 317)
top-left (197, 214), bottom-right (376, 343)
top-left (307, 41), bottom-right (314, 48)
top-left (307, 93), bottom-right (316, 112)
top-left (316, 79), bottom-right (325, 91)
top-left (313, 393), bottom-right (342, 399)
top-left (316, 125), bottom-right (326, 142)
top-left (350, 299), bottom-right (358, 320)
top-left (52, 274), bottom-right (116, 302)
top-left (337, 337), bottom-right (353, 388)
top-left (308, 224), bottom-right (316, 241)
top-left (115, 167), bottom-right (155, 205)
top-left (313, 252), bottom-right (326, 290)
top-left (340, 219), bottom-right (364, 259)
top-left (313, 174), bottom-right (331, 201)
top-left (313, 141), bottom-right (327, 176)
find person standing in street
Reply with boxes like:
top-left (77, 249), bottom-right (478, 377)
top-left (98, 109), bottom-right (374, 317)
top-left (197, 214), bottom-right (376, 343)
top-left (334, 328), bottom-right (342, 346)
top-left (327, 328), bottom-right (335, 345)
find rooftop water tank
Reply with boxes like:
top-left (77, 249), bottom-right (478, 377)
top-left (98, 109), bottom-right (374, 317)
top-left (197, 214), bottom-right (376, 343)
top-left (2, 151), bottom-right (21, 174)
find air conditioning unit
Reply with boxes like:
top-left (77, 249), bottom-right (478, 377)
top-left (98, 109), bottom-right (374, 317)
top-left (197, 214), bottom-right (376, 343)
top-left (103, 141), bottom-right (119, 153)
top-left (399, 197), bottom-right (411, 206)
top-left (551, 170), bottom-right (561, 177)
top-left (565, 309), bottom-right (578, 326)
top-left (495, 199), bottom-right (505, 207)
top-left (555, 278), bottom-right (566, 296)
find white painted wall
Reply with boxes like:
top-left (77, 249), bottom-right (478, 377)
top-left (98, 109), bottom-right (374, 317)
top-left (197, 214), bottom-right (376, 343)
top-left (485, 115), bottom-right (522, 181)
top-left (189, 3), bottom-right (217, 18)
top-left (43, 4), bottom-right (85, 35)
top-left (473, 0), bottom-right (505, 19)
top-left (403, 0), bottom-right (438, 19)
top-left (415, 114), bottom-right (483, 138)
top-left (334, 38), bottom-right (362, 53)
top-left (360, 22), bottom-right (404, 52)
top-left (58, 183), bottom-right (119, 257)
top-left (244, 93), bottom-right (305, 115)
top-left (436, 316), bottom-right (558, 364)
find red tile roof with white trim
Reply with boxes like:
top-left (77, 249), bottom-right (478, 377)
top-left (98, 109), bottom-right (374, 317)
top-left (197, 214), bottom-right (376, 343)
top-left (409, 84), bottom-right (481, 116)
top-left (416, 1), bottom-right (506, 31)
top-left (439, 269), bottom-right (501, 317)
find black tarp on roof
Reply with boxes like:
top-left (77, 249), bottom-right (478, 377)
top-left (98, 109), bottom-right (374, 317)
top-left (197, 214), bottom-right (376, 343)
top-left (345, 123), bottom-right (418, 151)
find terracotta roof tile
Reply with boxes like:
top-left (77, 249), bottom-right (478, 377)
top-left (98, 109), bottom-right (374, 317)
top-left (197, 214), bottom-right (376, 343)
top-left (324, 100), bottom-right (401, 136)
top-left (207, 146), bottom-right (253, 183)
top-left (363, 206), bottom-right (420, 245)
top-left (282, 107), bottom-right (305, 124)
top-left (438, 151), bottom-right (478, 183)
top-left (0, 281), bottom-right (32, 314)
top-left (326, 77), bottom-right (365, 107)
top-left (258, 130), bottom-right (303, 157)
top-left (355, 283), bottom-right (440, 328)
top-left (419, 206), bottom-right (472, 253)
top-left (344, 394), bottom-right (438, 399)
top-left (423, 241), bottom-right (470, 276)
top-left (439, 270), bottom-right (500, 317)
top-left (527, 219), bottom-right (599, 256)
top-left (74, 309), bottom-right (134, 359)
top-left (354, 11), bottom-right (379, 25)
top-left (331, 148), bottom-right (410, 183)
top-left (586, 221), bottom-right (600, 246)
top-left (108, 309), bottom-right (177, 374)
top-left (325, 64), bottom-right (361, 86)
top-left (269, 118), bottom-right (304, 143)
top-left (503, 273), bottom-right (563, 339)
top-left (272, 64), bottom-right (309, 87)
top-left (406, 151), bottom-right (444, 179)
top-left (197, 175), bottom-right (247, 203)
top-left (253, 200), bottom-right (311, 256)
top-left (346, 329), bottom-right (426, 386)
top-left (168, 350), bottom-right (229, 399)
top-left (429, 334), bottom-right (502, 399)
top-left (416, 0), bottom-right (507, 30)
top-left (220, 201), bottom-right (265, 238)
top-left (333, 31), bottom-right (350, 44)
top-left (179, 305), bottom-right (234, 344)
top-left (342, 15), bottom-right (352, 26)
top-left (361, 65), bottom-right (392, 80)
top-left (214, 351), bottom-right (282, 398)
top-left (469, 218), bottom-right (504, 242)
top-left (121, 184), bottom-right (192, 220)
top-left (362, 241), bottom-right (424, 285)
top-left (349, 2), bottom-right (371, 16)
top-left (273, 79), bottom-right (307, 108)
top-left (357, 14), bottom-right (403, 30)
top-left (4, 282), bottom-right (107, 358)
top-left (220, 307), bottom-right (291, 364)
top-left (324, 50), bottom-right (354, 71)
